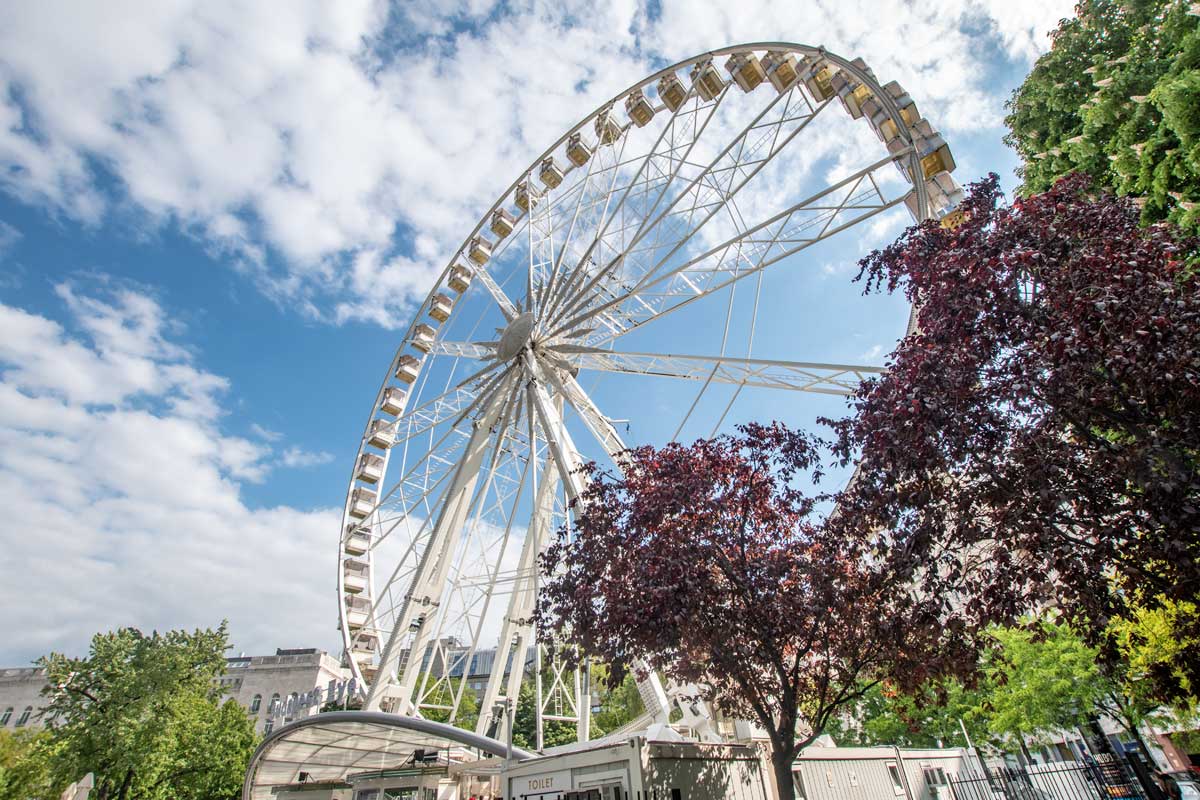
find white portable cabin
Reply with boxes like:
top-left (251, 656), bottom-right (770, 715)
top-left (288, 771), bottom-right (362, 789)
top-left (792, 746), bottom-right (971, 800)
top-left (501, 735), bottom-right (770, 800)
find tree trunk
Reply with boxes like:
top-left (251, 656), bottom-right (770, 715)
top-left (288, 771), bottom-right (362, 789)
top-left (770, 746), bottom-right (796, 800)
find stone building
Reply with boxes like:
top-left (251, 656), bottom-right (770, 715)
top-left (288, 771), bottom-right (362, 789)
top-left (0, 667), bottom-right (48, 731)
top-left (0, 648), bottom-right (351, 736)
top-left (220, 648), bottom-right (351, 734)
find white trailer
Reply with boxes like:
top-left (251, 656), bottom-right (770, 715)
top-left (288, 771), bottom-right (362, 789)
top-left (500, 736), bottom-right (771, 800)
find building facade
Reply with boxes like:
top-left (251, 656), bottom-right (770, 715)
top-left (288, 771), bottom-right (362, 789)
top-left (0, 648), bottom-right (352, 736)
top-left (0, 667), bottom-right (48, 731)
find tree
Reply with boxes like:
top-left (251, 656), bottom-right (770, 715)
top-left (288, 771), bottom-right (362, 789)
top-left (0, 728), bottom-right (56, 800)
top-left (510, 680), bottom-right (577, 751)
top-left (1005, 0), bottom-right (1200, 233)
top-left (828, 173), bottom-right (1200, 698)
top-left (1108, 597), bottom-right (1200, 710)
top-left (37, 624), bottom-right (258, 800)
top-left (589, 667), bottom-right (645, 738)
top-left (828, 680), bottom-right (989, 750)
top-left (417, 677), bottom-right (479, 732)
top-left (536, 423), bottom-right (972, 800)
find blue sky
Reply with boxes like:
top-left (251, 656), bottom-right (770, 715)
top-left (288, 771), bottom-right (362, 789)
top-left (0, 0), bottom-right (1072, 664)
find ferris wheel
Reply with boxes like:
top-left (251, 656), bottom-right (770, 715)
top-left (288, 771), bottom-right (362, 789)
top-left (336, 42), bottom-right (963, 746)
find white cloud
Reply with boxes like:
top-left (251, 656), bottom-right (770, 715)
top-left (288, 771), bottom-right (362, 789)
top-left (0, 221), bottom-right (20, 259)
top-left (281, 446), bottom-right (336, 469)
top-left (0, 0), bottom-right (1071, 328)
top-left (0, 281), bottom-right (338, 663)
top-left (859, 343), bottom-right (885, 361)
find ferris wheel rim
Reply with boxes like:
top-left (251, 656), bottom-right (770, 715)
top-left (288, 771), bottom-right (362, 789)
top-left (334, 40), bottom-right (949, 705)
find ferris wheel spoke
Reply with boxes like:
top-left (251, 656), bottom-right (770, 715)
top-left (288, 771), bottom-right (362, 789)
top-left (414, 383), bottom-right (531, 720)
top-left (541, 87), bottom-right (730, 323)
top-left (544, 84), bottom-right (826, 331)
top-left (548, 150), bottom-right (911, 345)
top-left (364, 372), bottom-right (517, 712)
top-left (567, 349), bottom-right (883, 396)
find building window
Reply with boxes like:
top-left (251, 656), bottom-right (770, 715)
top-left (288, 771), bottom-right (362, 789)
top-left (792, 770), bottom-right (807, 800)
top-left (0, 707), bottom-right (11, 726)
top-left (15, 707), bottom-right (32, 727)
top-left (268, 693), bottom-right (280, 714)
top-left (264, 721), bottom-right (273, 735)
top-left (250, 694), bottom-right (262, 713)
top-left (886, 762), bottom-right (906, 796)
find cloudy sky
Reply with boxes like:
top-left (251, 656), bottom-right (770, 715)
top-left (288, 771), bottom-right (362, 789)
top-left (0, 0), bottom-right (1073, 665)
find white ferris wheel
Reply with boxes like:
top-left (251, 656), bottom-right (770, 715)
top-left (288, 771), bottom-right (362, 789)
top-left (336, 42), bottom-right (963, 747)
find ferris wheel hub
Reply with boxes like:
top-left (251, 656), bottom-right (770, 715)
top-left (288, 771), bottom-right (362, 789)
top-left (497, 311), bottom-right (537, 361)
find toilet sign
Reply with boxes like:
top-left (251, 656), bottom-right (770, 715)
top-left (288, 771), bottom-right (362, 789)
top-left (517, 769), bottom-right (572, 796)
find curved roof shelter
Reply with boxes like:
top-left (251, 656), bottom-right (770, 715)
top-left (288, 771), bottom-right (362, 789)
top-left (241, 711), bottom-right (536, 799)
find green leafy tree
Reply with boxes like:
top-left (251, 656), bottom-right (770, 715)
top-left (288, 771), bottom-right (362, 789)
top-left (38, 624), bottom-right (258, 800)
top-left (589, 666), bottom-right (645, 738)
top-left (0, 728), bottom-right (56, 800)
top-left (1005, 0), bottom-right (1200, 232)
top-left (829, 680), bottom-right (989, 749)
top-left (985, 622), bottom-right (1164, 762)
top-left (417, 677), bottom-right (479, 732)
top-left (510, 680), bottom-right (576, 751)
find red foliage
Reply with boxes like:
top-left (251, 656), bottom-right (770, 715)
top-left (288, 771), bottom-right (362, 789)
top-left (826, 173), bottom-right (1200, 696)
top-left (535, 423), bottom-right (971, 797)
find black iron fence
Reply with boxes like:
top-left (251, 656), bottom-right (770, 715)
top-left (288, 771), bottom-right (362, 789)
top-left (948, 755), bottom-right (1155, 800)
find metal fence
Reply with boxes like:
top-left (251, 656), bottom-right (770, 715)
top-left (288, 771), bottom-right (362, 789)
top-left (948, 755), bottom-right (1153, 800)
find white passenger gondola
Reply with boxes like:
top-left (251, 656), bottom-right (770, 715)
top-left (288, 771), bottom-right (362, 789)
top-left (566, 132), bottom-right (593, 166)
top-left (351, 633), bottom-right (379, 658)
top-left (725, 52), bottom-right (766, 92)
top-left (379, 386), bottom-right (407, 416)
top-left (344, 594), bottom-right (370, 629)
top-left (343, 559), bottom-right (369, 593)
top-left (490, 208), bottom-right (515, 238)
top-left (625, 88), bottom-right (655, 127)
top-left (467, 237), bottom-right (493, 266)
top-left (539, 156), bottom-right (564, 189)
top-left (514, 182), bottom-right (540, 212)
top-left (799, 56), bottom-right (834, 101)
top-left (410, 323), bottom-right (436, 353)
top-left (657, 73), bottom-right (688, 111)
top-left (355, 453), bottom-right (384, 484)
top-left (395, 354), bottom-right (421, 383)
top-left (348, 487), bottom-right (376, 520)
top-left (690, 59), bottom-right (725, 101)
top-left (911, 119), bottom-right (955, 179)
top-left (594, 105), bottom-right (623, 145)
top-left (447, 264), bottom-right (473, 293)
top-left (365, 419), bottom-right (394, 450)
top-left (832, 73), bottom-right (872, 118)
top-left (762, 50), bottom-right (799, 93)
top-left (428, 293), bottom-right (454, 322)
top-left (343, 525), bottom-right (371, 557)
